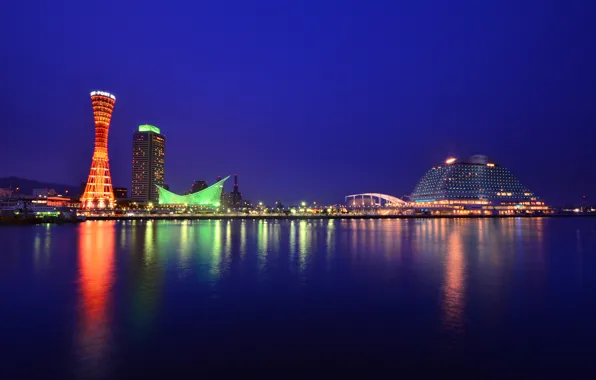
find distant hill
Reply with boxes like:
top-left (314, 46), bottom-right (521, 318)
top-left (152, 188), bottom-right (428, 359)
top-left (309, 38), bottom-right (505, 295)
top-left (0, 177), bottom-right (80, 196)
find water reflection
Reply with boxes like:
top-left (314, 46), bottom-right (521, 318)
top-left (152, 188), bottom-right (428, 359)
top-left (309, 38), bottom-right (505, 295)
top-left (179, 220), bottom-right (191, 266)
top-left (289, 221), bottom-right (297, 272)
top-left (33, 233), bottom-right (41, 269)
top-left (240, 221), bottom-right (247, 257)
top-left (127, 221), bottom-right (163, 341)
top-left (76, 221), bottom-right (115, 378)
top-left (33, 226), bottom-right (52, 271)
top-left (211, 220), bottom-right (223, 278)
top-left (59, 218), bottom-right (566, 374)
top-left (442, 228), bottom-right (466, 342)
top-left (144, 220), bottom-right (156, 263)
top-left (298, 220), bottom-right (308, 271)
top-left (257, 220), bottom-right (269, 273)
top-left (326, 219), bottom-right (335, 264)
top-left (225, 221), bottom-right (232, 258)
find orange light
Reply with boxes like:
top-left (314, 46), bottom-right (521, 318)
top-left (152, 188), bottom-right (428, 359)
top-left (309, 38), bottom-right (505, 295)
top-left (77, 221), bottom-right (114, 360)
top-left (445, 157), bottom-right (456, 164)
top-left (80, 91), bottom-right (116, 209)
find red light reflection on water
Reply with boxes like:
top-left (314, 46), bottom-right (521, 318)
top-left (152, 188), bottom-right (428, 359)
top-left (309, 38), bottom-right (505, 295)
top-left (75, 221), bottom-right (115, 376)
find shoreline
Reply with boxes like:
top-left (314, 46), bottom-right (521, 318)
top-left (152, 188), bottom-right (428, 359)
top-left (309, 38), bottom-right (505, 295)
top-left (2, 214), bottom-right (595, 225)
top-left (0, 217), bottom-right (83, 226)
top-left (84, 213), bottom-right (594, 221)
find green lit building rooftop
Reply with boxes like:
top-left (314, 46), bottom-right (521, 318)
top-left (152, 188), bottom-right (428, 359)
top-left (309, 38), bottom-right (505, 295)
top-left (138, 124), bottom-right (161, 134)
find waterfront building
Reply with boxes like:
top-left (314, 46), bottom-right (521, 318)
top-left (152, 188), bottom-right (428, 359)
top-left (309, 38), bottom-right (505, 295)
top-left (131, 125), bottom-right (166, 203)
top-left (156, 176), bottom-right (229, 207)
top-left (409, 155), bottom-right (549, 215)
top-left (45, 196), bottom-right (71, 207)
top-left (0, 197), bottom-right (71, 216)
top-left (80, 90), bottom-right (116, 209)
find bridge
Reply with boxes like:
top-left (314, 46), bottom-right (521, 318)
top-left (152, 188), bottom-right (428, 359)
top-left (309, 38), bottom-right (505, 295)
top-left (345, 193), bottom-right (407, 208)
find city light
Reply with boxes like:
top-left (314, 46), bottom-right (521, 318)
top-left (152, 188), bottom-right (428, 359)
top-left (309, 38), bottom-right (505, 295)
top-left (3, 92), bottom-right (558, 219)
top-left (138, 124), bottom-right (161, 134)
top-left (80, 90), bottom-right (116, 209)
top-left (90, 90), bottom-right (116, 100)
top-left (407, 154), bottom-right (551, 215)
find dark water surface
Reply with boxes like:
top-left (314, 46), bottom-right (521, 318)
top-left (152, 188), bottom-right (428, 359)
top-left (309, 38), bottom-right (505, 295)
top-left (1, 218), bottom-right (596, 378)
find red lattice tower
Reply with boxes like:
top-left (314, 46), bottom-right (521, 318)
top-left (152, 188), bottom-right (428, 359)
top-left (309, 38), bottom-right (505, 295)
top-left (80, 91), bottom-right (116, 209)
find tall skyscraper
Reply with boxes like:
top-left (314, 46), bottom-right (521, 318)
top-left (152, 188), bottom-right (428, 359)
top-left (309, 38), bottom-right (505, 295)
top-left (81, 91), bottom-right (116, 209)
top-left (131, 125), bottom-right (166, 203)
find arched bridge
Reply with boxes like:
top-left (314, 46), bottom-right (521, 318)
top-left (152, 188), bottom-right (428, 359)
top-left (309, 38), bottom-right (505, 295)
top-left (345, 193), bottom-right (406, 208)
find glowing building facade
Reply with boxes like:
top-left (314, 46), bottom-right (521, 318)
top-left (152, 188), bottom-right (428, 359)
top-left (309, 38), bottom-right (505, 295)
top-left (156, 176), bottom-right (229, 207)
top-left (80, 91), bottom-right (116, 209)
top-left (132, 125), bottom-right (165, 203)
top-left (409, 155), bottom-right (549, 215)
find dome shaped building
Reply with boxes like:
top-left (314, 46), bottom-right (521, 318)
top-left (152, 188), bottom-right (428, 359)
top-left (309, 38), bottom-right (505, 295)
top-left (409, 155), bottom-right (550, 215)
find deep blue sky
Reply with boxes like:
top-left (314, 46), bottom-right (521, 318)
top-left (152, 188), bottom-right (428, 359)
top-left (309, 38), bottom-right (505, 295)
top-left (1, 0), bottom-right (595, 205)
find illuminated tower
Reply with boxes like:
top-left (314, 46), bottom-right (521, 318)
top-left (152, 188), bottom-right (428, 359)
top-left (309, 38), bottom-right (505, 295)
top-left (80, 91), bottom-right (116, 209)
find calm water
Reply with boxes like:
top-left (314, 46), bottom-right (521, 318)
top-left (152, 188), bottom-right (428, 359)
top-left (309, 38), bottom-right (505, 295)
top-left (1, 218), bottom-right (596, 378)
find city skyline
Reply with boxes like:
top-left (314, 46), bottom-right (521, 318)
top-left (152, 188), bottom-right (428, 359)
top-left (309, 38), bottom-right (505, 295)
top-left (3, 2), bottom-right (596, 376)
top-left (1, 0), bottom-right (595, 205)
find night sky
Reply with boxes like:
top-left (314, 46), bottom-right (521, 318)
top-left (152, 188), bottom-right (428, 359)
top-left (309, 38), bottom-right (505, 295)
top-left (1, 0), bottom-right (595, 205)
